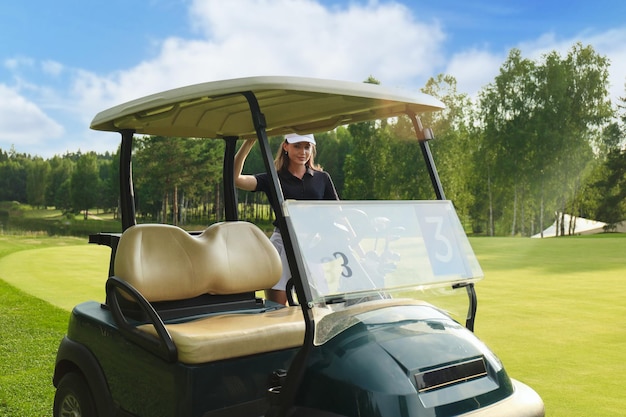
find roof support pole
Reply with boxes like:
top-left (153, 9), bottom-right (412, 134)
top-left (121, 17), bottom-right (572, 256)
top-left (408, 113), bottom-right (479, 330)
top-left (223, 136), bottom-right (239, 221)
top-left (408, 112), bottom-right (446, 200)
top-left (119, 129), bottom-right (136, 231)
top-left (241, 91), bottom-right (315, 417)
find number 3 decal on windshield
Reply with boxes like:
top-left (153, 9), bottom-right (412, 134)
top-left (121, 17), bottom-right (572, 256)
top-left (321, 252), bottom-right (353, 278)
top-left (425, 216), bottom-right (453, 263)
top-left (333, 252), bottom-right (353, 277)
top-left (418, 205), bottom-right (469, 278)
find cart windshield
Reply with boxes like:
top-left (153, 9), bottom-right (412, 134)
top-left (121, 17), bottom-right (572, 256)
top-left (285, 200), bottom-right (483, 344)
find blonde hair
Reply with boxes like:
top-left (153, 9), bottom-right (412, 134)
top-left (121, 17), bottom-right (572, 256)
top-left (274, 140), bottom-right (322, 172)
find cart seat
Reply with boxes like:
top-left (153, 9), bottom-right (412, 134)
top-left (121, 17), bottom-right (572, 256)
top-left (114, 222), bottom-right (284, 301)
top-left (111, 222), bottom-right (305, 363)
top-left (138, 305), bottom-right (304, 363)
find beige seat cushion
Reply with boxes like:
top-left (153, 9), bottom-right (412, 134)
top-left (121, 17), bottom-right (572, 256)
top-left (114, 222), bottom-right (283, 302)
top-left (138, 306), bottom-right (305, 364)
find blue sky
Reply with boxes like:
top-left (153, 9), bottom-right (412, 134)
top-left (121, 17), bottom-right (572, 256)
top-left (2, 0), bottom-right (626, 157)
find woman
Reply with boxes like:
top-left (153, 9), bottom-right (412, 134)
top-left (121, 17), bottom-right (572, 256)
top-left (234, 133), bottom-right (339, 304)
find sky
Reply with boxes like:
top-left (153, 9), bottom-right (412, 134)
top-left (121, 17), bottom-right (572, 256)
top-left (2, 0), bottom-right (626, 158)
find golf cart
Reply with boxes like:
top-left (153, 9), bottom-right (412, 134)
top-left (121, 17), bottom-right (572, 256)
top-left (52, 76), bottom-right (544, 417)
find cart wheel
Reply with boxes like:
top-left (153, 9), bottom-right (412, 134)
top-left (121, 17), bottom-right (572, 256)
top-left (53, 372), bottom-right (97, 417)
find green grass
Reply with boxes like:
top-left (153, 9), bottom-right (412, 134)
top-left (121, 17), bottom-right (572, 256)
top-left (0, 243), bottom-right (109, 310)
top-left (0, 233), bottom-right (625, 416)
top-left (471, 234), bottom-right (626, 417)
top-left (0, 235), bottom-right (90, 417)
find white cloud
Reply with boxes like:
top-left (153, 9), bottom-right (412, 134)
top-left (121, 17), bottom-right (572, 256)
top-left (41, 60), bottom-right (64, 77)
top-left (70, 0), bottom-right (447, 115)
top-left (3, 56), bottom-right (35, 71)
top-left (581, 28), bottom-right (626, 104)
top-left (445, 49), bottom-right (505, 98)
top-left (0, 84), bottom-right (64, 147)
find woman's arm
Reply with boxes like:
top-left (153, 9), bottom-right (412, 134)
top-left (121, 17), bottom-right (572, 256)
top-left (234, 138), bottom-right (259, 191)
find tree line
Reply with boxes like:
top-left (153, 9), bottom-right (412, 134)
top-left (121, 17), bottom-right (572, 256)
top-left (1, 42), bottom-right (625, 236)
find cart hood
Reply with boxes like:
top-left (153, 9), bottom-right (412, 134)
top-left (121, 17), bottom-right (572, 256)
top-left (356, 304), bottom-right (502, 376)
top-left (305, 303), bottom-right (517, 415)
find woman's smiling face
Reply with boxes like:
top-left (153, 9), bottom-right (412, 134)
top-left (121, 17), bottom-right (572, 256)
top-left (284, 141), bottom-right (313, 165)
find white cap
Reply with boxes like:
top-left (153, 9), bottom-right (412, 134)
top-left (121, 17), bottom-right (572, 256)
top-left (285, 133), bottom-right (316, 145)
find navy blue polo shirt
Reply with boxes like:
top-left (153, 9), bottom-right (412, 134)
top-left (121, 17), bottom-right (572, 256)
top-left (254, 166), bottom-right (339, 206)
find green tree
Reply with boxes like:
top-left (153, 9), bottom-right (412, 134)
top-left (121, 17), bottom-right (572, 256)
top-left (0, 147), bottom-right (30, 203)
top-left (478, 49), bottom-right (537, 236)
top-left (343, 76), bottom-right (386, 199)
top-left (134, 136), bottom-right (225, 224)
top-left (343, 124), bottom-right (391, 199)
top-left (47, 155), bottom-right (74, 211)
top-left (71, 152), bottom-right (100, 219)
top-left (177, 138), bottom-right (224, 224)
top-left (95, 152), bottom-right (116, 214)
top-left (587, 85), bottom-right (626, 226)
top-left (134, 136), bottom-right (185, 223)
top-left (537, 44), bottom-right (612, 236)
top-left (25, 158), bottom-right (51, 208)
top-left (420, 74), bottom-right (476, 215)
top-left (0, 159), bottom-right (26, 202)
top-left (593, 149), bottom-right (626, 227)
top-left (477, 44), bottom-right (612, 236)
top-left (314, 129), bottom-right (351, 198)
top-left (55, 179), bottom-right (73, 212)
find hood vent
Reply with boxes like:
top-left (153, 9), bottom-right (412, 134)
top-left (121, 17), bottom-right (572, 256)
top-left (414, 357), bottom-right (488, 392)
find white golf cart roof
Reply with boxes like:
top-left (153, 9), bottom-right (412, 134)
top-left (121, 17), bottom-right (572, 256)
top-left (90, 76), bottom-right (445, 138)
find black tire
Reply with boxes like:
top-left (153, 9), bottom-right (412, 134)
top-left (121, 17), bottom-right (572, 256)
top-left (53, 372), bottom-right (98, 417)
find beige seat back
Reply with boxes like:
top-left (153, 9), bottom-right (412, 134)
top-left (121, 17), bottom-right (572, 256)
top-left (113, 222), bottom-right (282, 302)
